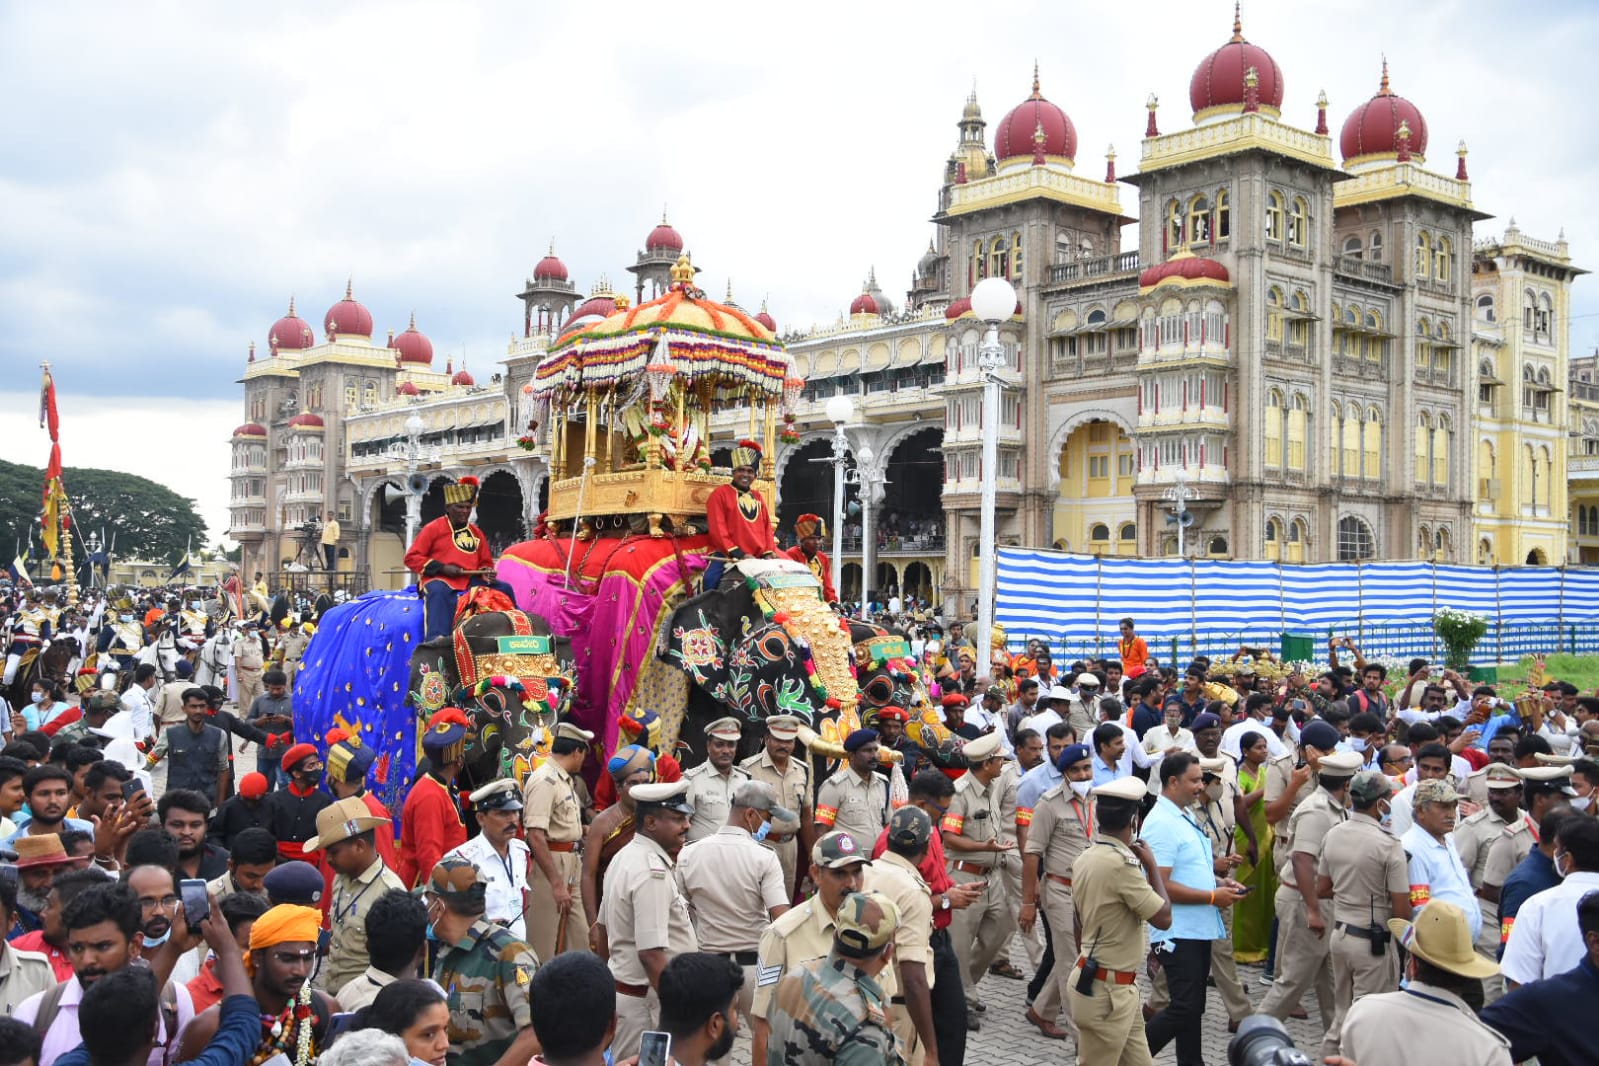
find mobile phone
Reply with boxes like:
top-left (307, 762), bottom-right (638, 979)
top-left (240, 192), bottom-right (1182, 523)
top-left (179, 878), bottom-right (209, 934)
top-left (1232, 885), bottom-right (1254, 897)
top-left (122, 778), bottom-right (146, 801)
top-left (638, 1031), bottom-right (671, 1066)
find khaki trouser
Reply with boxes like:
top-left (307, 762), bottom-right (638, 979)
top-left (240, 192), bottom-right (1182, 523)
top-left (948, 865), bottom-right (1015, 996)
top-left (527, 850), bottom-right (584, 963)
top-left (770, 836), bottom-right (799, 901)
top-left (284, 657), bottom-right (301, 688)
top-left (1067, 967), bottom-right (1153, 1066)
top-left (235, 668), bottom-right (263, 713)
top-left (1258, 892), bottom-right (1334, 1029)
top-left (1037, 878), bottom-right (1078, 1038)
top-left (1149, 906), bottom-right (1253, 1024)
top-left (610, 987), bottom-right (658, 1060)
top-left (998, 851), bottom-right (1044, 969)
top-left (890, 1002), bottom-right (924, 1066)
top-left (1324, 926), bottom-right (1400, 1061)
top-left (1476, 899), bottom-right (1504, 1004)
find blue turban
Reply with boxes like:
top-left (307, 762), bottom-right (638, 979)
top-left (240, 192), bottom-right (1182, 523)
top-left (1055, 743), bottom-right (1092, 773)
top-left (607, 744), bottom-right (656, 779)
top-left (843, 728), bottom-right (880, 753)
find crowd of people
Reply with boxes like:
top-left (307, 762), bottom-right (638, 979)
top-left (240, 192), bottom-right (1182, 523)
top-left (5, 566), bottom-right (1599, 1066)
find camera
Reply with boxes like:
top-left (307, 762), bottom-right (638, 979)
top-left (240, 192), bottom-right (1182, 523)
top-left (1228, 1015), bottom-right (1314, 1066)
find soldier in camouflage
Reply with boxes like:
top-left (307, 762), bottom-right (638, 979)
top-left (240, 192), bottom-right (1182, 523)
top-left (427, 855), bottom-right (541, 1066)
top-left (766, 890), bottom-right (905, 1066)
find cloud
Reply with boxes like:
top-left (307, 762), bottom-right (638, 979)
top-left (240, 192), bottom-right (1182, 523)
top-left (1, 0), bottom-right (1595, 518)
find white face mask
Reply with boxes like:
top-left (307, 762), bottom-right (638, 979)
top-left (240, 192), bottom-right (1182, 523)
top-left (1572, 796), bottom-right (1593, 812)
top-left (1349, 736), bottom-right (1369, 753)
top-left (1068, 780), bottom-right (1092, 799)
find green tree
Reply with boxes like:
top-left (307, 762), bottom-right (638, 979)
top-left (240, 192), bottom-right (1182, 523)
top-left (0, 458), bottom-right (207, 569)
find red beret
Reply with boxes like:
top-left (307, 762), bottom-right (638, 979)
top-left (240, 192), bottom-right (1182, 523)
top-left (877, 706), bottom-right (910, 723)
top-left (238, 772), bottom-right (269, 799)
top-left (940, 692), bottom-right (970, 709)
top-left (280, 743), bottom-right (318, 771)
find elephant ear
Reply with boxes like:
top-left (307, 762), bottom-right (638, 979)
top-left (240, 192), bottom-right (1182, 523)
top-left (737, 621), bottom-right (822, 723)
top-left (666, 605), bottom-right (734, 704)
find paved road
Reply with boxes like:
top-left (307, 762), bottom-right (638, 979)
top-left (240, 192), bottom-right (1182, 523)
top-left (723, 934), bottom-right (1327, 1065)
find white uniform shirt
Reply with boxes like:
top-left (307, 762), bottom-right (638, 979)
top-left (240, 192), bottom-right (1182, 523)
top-left (1500, 870), bottom-right (1599, 984)
top-left (1220, 718), bottom-right (1290, 760)
top-left (446, 834), bottom-right (531, 941)
top-left (119, 683), bottom-right (155, 742)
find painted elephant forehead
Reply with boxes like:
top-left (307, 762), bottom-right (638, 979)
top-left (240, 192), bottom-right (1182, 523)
top-left (293, 590), bottom-right (423, 822)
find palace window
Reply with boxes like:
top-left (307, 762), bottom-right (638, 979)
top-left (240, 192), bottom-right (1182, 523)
top-left (1264, 388), bottom-right (1284, 467)
top-left (1287, 394), bottom-right (1308, 471)
top-left (1167, 200), bottom-right (1183, 250)
top-left (1189, 196), bottom-right (1211, 245)
top-left (1288, 197), bottom-right (1309, 248)
top-left (1476, 294), bottom-right (1495, 322)
top-left (1415, 413), bottom-right (1432, 484)
top-left (1432, 414), bottom-right (1452, 488)
top-left (1266, 287), bottom-right (1284, 343)
top-left (1342, 236), bottom-right (1363, 260)
top-left (1011, 231), bottom-right (1024, 282)
top-left (1369, 230), bottom-right (1384, 263)
top-left (1337, 516), bottom-right (1375, 561)
top-left (1434, 237), bottom-right (1452, 283)
top-left (1265, 192), bottom-right (1284, 242)
top-left (1362, 406), bottom-right (1382, 480)
top-left (1416, 232), bottom-right (1431, 279)
top-left (1215, 189), bottom-right (1230, 240)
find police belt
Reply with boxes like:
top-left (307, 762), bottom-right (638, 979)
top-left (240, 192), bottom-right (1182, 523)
top-left (953, 860), bottom-right (994, 875)
top-left (1046, 873), bottom-right (1073, 887)
top-left (1075, 959), bottom-right (1137, 985)
top-left (710, 950), bottom-right (759, 966)
top-left (615, 980), bottom-right (650, 997)
top-left (1334, 921), bottom-right (1386, 941)
top-left (547, 840), bottom-right (580, 853)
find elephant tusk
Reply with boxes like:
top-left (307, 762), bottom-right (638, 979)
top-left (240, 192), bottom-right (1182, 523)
top-left (795, 724), bottom-right (902, 766)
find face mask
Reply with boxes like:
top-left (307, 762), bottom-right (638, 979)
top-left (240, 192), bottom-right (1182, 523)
top-left (1378, 802), bottom-right (1393, 829)
top-left (1349, 737), bottom-right (1369, 753)
top-left (1573, 796), bottom-right (1593, 812)
top-left (1069, 780), bottom-right (1092, 799)
top-left (119, 614), bottom-right (133, 623)
top-left (1554, 851), bottom-right (1571, 879)
top-left (141, 929), bottom-right (171, 950)
top-left (752, 820), bottom-right (772, 842)
top-left (30, 692), bottom-right (44, 704)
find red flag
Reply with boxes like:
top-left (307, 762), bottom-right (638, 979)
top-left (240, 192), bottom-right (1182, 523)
top-left (39, 368), bottom-right (59, 441)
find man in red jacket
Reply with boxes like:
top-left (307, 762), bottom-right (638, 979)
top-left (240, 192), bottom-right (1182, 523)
top-left (783, 513), bottom-right (837, 605)
top-left (403, 476), bottom-right (515, 640)
top-left (399, 708), bottom-right (469, 888)
top-left (702, 439), bottom-right (776, 591)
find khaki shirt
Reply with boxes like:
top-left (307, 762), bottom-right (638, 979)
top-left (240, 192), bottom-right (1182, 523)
top-left (522, 760), bottom-right (584, 843)
top-left (1264, 754), bottom-right (1315, 823)
top-left (753, 897), bottom-right (837, 1019)
top-left (1341, 982), bottom-right (1512, 1066)
top-left (995, 762), bottom-right (1021, 845)
top-left (862, 850), bottom-right (934, 999)
top-left (324, 857), bottom-right (408, 992)
top-left (334, 965), bottom-right (396, 1012)
top-left (1455, 808), bottom-right (1509, 889)
top-left (1069, 834), bottom-right (1165, 971)
top-left (676, 826), bottom-right (788, 953)
top-left (1194, 779), bottom-right (1240, 857)
top-left (0, 943), bottom-right (55, 1015)
top-left (1482, 816), bottom-right (1535, 890)
top-left (1024, 786), bottom-right (1095, 876)
top-left (942, 771), bottom-right (1003, 870)
top-left (600, 833), bottom-right (699, 985)
top-left (1316, 812), bottom-right (1408, 924)
top-left (682, 762), bottom-right (750, 843)
top-left (741, 749), bottom-right (812, 816)
top-left (817, 768), bottom-right (888, 852)
top-left (1276, 786), bottom-right (1348, 899)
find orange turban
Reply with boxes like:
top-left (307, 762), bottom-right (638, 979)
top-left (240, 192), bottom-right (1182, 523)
top-left (247, 905), bottom-right (323, 971)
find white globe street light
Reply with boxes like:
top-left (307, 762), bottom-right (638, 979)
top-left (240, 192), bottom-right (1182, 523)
top-left (970, 277), bottom-right (1018, 676)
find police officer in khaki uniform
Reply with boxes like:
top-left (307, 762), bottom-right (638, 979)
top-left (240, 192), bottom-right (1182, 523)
top-left (741, 714), bottom-right (813, 897)
top-left (816, 728), bottom-right (890, 852)
top-left (676, 780), bottom-right (794, 1065)
top-left (305, 795), bottom-right (408, 993)
top-left (1067, 776), bottom-right (1172, 1066)
top-left (523, 721), bottom-right (592, 962)
top-left (1313, 769), bottom-right (1411, 1061)
top-left (1481, 764), bottom-right (1577, 902)
top-left (751, 832), bottom-right (868, 1066)
top-left (683, 717), bottom-right (751, 844)
top-left (598, 779), bottom-right (700, 1059)
top-left (1257, 748), bottom-right (1362, 1029)
top-left (1018, 742), bottom-right (1095, 1043)
top-left (864, 806), bottom-right (938, 1066)
top-left (940, 731), bottom-right (1016, 1015)
top-left (1455, 763), bottom-right (1522, 999)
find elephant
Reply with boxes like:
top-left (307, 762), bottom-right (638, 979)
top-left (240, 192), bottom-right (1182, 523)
top-left (293, 590), bottom-right (573, 820)
top-left (406, 607), bottom-right (574, 794)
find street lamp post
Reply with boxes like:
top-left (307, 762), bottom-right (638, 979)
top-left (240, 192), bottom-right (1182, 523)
top-left (858, 444), bottom-right (875, 620)
top-left (403, 413), bottom-right (426, 584)
top-left (824, 395), bottom-right (855, 605)
top-left (970, 276), bottom-right (1017, 678)
top-left (1163, 470), bottom-right (1193, 558)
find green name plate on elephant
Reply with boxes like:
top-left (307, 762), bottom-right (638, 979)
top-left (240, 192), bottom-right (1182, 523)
top-left (865, 637), bottom-right (912, 662)
top-left (760, 573), bottom-right (819, 590)
top-left (496, 635), bottom-right (552, 655)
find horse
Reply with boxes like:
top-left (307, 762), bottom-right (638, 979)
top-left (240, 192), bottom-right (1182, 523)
top-left (196, 629), bottom-right (235, 689)
top-left (3, 635), bottom-right (79, 711)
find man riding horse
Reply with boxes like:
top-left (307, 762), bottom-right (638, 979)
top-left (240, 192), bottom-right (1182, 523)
top-left (403, 476), bottom-right (515, 641)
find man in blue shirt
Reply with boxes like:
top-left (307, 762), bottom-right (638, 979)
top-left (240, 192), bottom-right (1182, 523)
top-left (1015, 723), bottom-right (1073, 818)
top-left (1480, 888), bottom-right (1599, 1066)
top-left (1141, 752), bottom-right (1245, 1066)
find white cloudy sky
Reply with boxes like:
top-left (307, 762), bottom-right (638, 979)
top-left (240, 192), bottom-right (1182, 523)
top-left (2, 0), bottom-right (1596, 544)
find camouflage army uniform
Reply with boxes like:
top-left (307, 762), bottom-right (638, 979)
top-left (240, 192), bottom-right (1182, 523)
top-left (767, 952), bottom-right (905, 1066)
top-left (434, 916), bottom-right (540, 1066)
